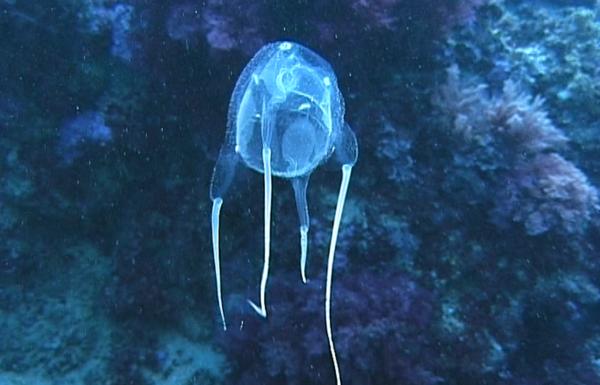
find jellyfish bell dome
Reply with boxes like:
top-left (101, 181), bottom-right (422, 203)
top-left (230, 41), bottom-right (345, 178)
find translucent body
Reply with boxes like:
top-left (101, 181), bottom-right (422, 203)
top-left (232, 41), bottom-right (342, 177)
top-left (209, 41), bottom-right (358, 385)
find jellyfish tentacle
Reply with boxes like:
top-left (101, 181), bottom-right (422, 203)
top-left (210, 198), bottom-right (226, 330)
top-left (210, 146), bottom-right (239, 200)
top-left (209, 146), bottom-right (239, 331)
top-left (323, 123), bottom-right (358, 385)
top-left (325, 163), bottom-right (353, 385)
top-left (249, 96), bottom-right (274, 318)
top-left (292, 175), bottom-right (310, 283)
top-left (334, 123), bottom-right (359, 166)
top-left (247, 146), bottom-right (271, 318)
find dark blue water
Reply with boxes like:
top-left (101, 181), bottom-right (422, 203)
top-left (1, 1), bottom-right (599, 384)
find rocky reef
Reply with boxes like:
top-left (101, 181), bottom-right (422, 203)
top-left (1, 0), bottom-right (599, 384)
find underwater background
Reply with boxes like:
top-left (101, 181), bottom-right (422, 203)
top-left (1, 0), bottom-right (600, 384)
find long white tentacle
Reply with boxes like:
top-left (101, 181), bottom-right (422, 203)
top-left (325, 164), bottom-right (352, 385)
top-left (211, 197), bottom-right (227, 330)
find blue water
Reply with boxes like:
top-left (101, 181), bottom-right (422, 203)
top-left (1, 1), bottom-right (599, 384)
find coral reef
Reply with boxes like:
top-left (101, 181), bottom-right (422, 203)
top-left (201, 0), bottom-right (266, 55)
top-left (2, 0), bottom-right (600, 385)
top-left (197, 0), bottom-right (486, 55)
top-left (493, 153), bottom-right (599, 235)
top-left (141, 331), bottom-right (227, 385)
top-left (432, 65), bottom-right (598, 236)
top-left (82, 1), bottom-right (137, 61)
top-left (444, 1), bottom-right (600, 181)
top-left (220, 270), bottom-right (437, 385)
top-left (135, 0), bottom-right (489, 102)
top-left (57, 111), bottom-right (113, 163)
top-left (0, 243), bottom-right (112, 384)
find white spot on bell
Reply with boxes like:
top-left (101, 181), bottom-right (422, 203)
top-left (279, 42), bottom-right (293, 51)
